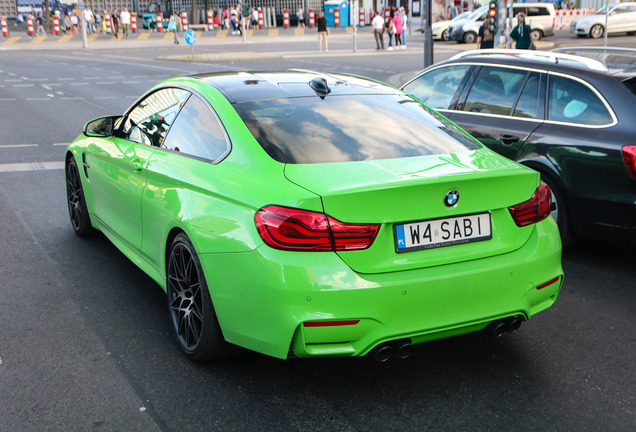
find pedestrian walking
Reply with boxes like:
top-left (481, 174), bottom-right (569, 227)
top-left (111, 9), bottom-right (120, 38)
top-left (371, 11), bottom-right (385, 50)
top-left (35, 13), bottom-right (45, 36)
top-left (120, 8), bottom-right (131, 37)
top-left (317, 11), bottom-right (328, 52)
top-left (168, 12), bottom-right (181, 44)
top-left (476, 20), bottom-right (494, 49)
top-left (83, 6), bottom-right (94, 33)
top-left (510, 13), bottom-right (532, 49)
top-left (296, 6), bottom-right (305, 28)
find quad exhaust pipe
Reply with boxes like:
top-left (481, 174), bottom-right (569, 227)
top-left (484, 315), bottom-right (524, 338)
top-left (369, 338), bottom-right (412, 362)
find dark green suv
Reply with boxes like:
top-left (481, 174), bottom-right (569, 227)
top-left (402, 49), bottom-right (636, 246)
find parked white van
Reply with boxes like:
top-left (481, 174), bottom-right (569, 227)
top-left (449, 2), bottom-right (556, 43)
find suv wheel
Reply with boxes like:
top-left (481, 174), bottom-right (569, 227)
top-left (463, 31), bottom-right (477, 44)
top-left (590, 24), bottom-right (604, 39)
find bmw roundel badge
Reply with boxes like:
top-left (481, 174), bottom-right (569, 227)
top-left (444, 190), bottom-right (459, 207)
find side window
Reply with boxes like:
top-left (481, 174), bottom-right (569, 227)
top-left (612, 6), bottom-right (627, 14)
top-left (402, 65), bottom-right (471, 110)
top-left (463, 67), bottom-right (528, 116)
top-left (513, 7), bottom-right (527, 16)
top-left (121, 88), bottom-right (189, 147)
top-left (162, 94), bottom-right (230, 162)
top-left (513, 73), bottom-right (542, 119)
top-left (527, 7), bottom-right (550, 17)
top-left (548, 75), bottom-right (613, 125)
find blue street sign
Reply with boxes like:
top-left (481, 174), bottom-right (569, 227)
top-left (184, 29), bottom-right (196, 46)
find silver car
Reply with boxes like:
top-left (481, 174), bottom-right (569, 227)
top-left (570, 2), bottom-right (636, 38)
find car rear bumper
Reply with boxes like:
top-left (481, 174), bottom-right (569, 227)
top-left (201, 218), bottom-right (563, 359)
top-left (571, 197), bottom-right (636, 245)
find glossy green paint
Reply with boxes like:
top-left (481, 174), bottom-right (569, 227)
top-left (67, 74), bottom-right (563, 360)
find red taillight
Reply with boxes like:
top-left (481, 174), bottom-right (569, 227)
top-left (508, 182), bottom-right (552, 227)
top-left (255, 205), bottom-right (380, 251)
top-left (623, 145), bottom-right (636, 179)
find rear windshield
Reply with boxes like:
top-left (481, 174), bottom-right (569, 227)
top-left (233, 94), bottom-right (481, 164)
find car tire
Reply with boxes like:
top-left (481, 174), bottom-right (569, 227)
top-left (590, 24), bottom-right (604, 39)
top-left (541, 175), bottom-right (574, 248)
top-left (530, 29), bottom-right (542, 41)
top-left (66, 156), bottom-right (95, 237)
top-left (441, 29), bottom-right (449, 41)
top-left (463, 31), bottom-right (476, 44)
top-left (167, 233), bottom-right (234, 361)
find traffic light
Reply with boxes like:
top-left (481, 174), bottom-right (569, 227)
top-left (488, 0), bottom-right (498, 33)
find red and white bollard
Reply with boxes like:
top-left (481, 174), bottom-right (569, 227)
top-left (53, 15), bottom-right (60, 35)
top-left (181, 12), bottom-right (188, 31)
top-left (309, 9), bottom-right (315, 27)
top-left (1, 17), bottom-right (8, 37)
top-left (359, 9), bottom-right (365, 26)
top-left (385, 8), bottom-right (390, 19)
top-left (131, 13), bottom-right (137, 33)
top-left (156, 13), bottom-right (163, 32)
top-left (207, 10), bottom-right (214, 30)
top-left (283, 9), bottom-right (289, 28)
top-left (258, 8), bottom-right (264, 29)
top-left (334, 9), bottom-right (340, 27)
top-left (105, 15), bottom-right (111, 33)
top-left (27, 14), bottom-right (34, 36)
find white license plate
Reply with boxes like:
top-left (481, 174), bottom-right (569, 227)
top-left (394, 213), bottom-right (492, 253)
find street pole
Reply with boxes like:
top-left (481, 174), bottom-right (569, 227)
top-left (603, 0), bottom-right (608, 47)
top-left (81, 9), bottom-right (88, 49)
top-left (423, 0), bottom-right (433, 67)
top-left (353, 1), bottom-right (357, 53)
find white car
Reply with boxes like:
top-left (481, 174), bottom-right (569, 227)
top-left (432, 11), bottom-right (470, 41)
top-left (570, 2), bottom-right (636, 38)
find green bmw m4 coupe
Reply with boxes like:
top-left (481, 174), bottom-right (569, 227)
top-left (66, 71), bottom-right (563, 361)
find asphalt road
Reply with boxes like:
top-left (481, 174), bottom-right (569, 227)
top-left (1, 34), bottom-right (635, 431)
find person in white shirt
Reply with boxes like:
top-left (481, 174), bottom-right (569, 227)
top-left (120, 7), bottom-right (131, 36)
top-left (371, 11), bottom-right (385, 50)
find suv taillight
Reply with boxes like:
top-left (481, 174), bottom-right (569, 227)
top-left (508, 182), bottom-right (552, 227)
top-left (255, 205), bottom-right (380, 251)
top-left (623, 145), bottom-right (636, 179)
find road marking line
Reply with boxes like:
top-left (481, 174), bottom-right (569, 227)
top-left (13, 84), bottom-right (35, 87)
top-left (70, 82), bottom-right (90, 86)
top-left (53, 143), bottom-right (70, 146)
top-left (97, 82), bottom-right (115, 85)
top-left (0, 144), bottom-right (39, 148)
top-left (0, 161), bottom-right (64, 173)
top-left (0, 98), bottom-right (17, 101)
top-left (60, 97), bottom-right (83, 100)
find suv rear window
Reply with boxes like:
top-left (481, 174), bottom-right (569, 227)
top-left (233, 94), bottom-right (481, 164)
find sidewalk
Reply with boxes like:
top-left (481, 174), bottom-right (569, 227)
top-left (0, 25), bottom-right (355, 46)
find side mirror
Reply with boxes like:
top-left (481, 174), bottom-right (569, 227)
top-left (83, 115), bottom-right (121, 137)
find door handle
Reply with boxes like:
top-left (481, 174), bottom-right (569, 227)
top-left (498, 134), bottom-right (520, 145)
top-left (130, 159), bottom-right (143, 172)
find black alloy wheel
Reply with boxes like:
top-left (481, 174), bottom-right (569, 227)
top-left (66, 157), bottom-right (94, 236)
top-left (167, 233), bottom-right (232, 361)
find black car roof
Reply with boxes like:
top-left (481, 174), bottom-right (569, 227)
top-left (191, 70), bottom-right (401, 103)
